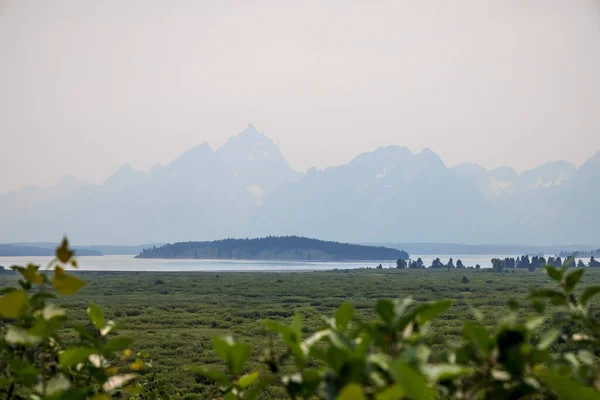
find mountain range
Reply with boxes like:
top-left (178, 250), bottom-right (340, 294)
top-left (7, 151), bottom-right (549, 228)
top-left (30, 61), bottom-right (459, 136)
top-left (1, 124), bottom-right (598, 246)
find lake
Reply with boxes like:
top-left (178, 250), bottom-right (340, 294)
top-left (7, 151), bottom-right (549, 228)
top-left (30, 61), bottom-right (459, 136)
top-left (0, 254), bottom-right (567, 272)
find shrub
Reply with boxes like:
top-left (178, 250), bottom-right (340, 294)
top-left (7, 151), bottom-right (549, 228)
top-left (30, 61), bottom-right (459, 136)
top-left (0, 238), bottom-right (151, 399)
top-left (190, 265), bottom-right (600, 400)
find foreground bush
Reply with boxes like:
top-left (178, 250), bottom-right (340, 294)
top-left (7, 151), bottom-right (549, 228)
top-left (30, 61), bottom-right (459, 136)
top-left (191, 266), bottom-right (600, 399)
top-left (0, 238), bottom-right (148, 400)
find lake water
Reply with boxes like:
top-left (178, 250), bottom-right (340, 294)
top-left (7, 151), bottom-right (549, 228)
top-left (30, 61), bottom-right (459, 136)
top-left (0, 254), bottom-right (564, 272)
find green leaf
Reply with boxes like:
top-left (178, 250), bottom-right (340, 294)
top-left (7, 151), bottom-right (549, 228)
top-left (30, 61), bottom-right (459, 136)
top-left (545, 266), bottom-right (564, 282)
top-left (531, 300), bottom-right (545, 314)
top-left (238, 372), bottom-right (259, 388)
top-left (123, 385), bottom-right (144, 395)
top-left (529, 289), bottom-right (567, 306)
top-left (470, 307), bottom-right (484, 323)
top-left (70, 323), bottom-right (101, 346)
top-left (334, 302), bottom-right (354, 331)
top-left (186, 366), bottom-right (231, 386)
top-left (580, 286), bottom-right (600, 305)
top-left (211, 337), bottom-right (250, 375)
top-left (6, 358), bottom-right (39, 384)
top-left (52, 267), bottom-right (86, 295)
top-left (264, 320), bottom-right (294, 337)
top-left (0, 290), bottom-right (28, 318)
top-left (28, 316), bottom-right (63, 337)
top-left (244, 376), bottom-right (275, 400)
top-left (463, 321), bottom-right (490, 357)
top-left (224, 392), bottom-right (237, 400)
top-left (292, 314), bottom-right (302, 338)
top-left (415, 300), bottom-right (452, 324)
top-left (56, 237), bottom-right (75, 263)
top-left (336, 383), bottom-right (366, 400)
top-left (525, 316), bottom-right (545, 331)
top-left (14, 264), bottom-right (43, 284)
top-left (104, 336), bottom-right (133, 352)
top-left (59, 347), bottom-right (95, 368)
top-left (536, 370), bottom-right (600, 400)
top-left (230, 342), bottom-right (251, 375)
top-left (212, 336), bottom-right (233, 362)
top-left (390, 359), bottom-right (435, 400)
top-left (375, 385), bottom-right (405, 400)
top-left (564, 269), bottom-right (584, 293)
top-left (376, 299), bottom-right (395, 323)
top-left (537, 328), bottom-right (560, 350)
top-left (87, 303), bottom-right (105, 330)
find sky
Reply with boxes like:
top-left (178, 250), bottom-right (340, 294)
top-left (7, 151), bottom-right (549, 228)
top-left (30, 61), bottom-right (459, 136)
top-left (1, 0), bottom-right (600, 193)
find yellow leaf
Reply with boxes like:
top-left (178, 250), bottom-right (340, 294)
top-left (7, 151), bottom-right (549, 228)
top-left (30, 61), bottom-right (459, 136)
top-left (0, 290), bottom-right (28, 318)
top-left (337, 384), bottom-right (366, 400)
top-left (130, 360), bottom-right (144, 371)
top-left (52, 267), bottom-right (86, 295)
top-left (56, 237), bottom-right (74, 263)
top-left (16, 264), bottom-right (43, 284)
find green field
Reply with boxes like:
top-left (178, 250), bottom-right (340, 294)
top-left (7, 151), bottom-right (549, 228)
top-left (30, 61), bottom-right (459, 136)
top-left (2, 267), bottom-right (599, 399)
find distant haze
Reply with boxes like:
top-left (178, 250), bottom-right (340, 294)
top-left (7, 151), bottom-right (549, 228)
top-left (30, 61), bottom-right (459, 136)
top-left (1, 0), bottom-right (600, 193)
top-left (1, 124), bottom-right (599, 246)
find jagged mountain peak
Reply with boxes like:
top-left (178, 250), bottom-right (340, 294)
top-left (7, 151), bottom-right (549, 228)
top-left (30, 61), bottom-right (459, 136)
top-left (240, 123), bottom-right (260, 136)
top-left (102, 163), bottom-right (144, 191)
top-left (218, 124), bottom-right (275, 156)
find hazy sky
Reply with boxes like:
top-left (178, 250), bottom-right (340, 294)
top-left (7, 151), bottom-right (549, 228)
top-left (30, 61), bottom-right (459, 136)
top-left (1, 0), bottom-right (599, 193)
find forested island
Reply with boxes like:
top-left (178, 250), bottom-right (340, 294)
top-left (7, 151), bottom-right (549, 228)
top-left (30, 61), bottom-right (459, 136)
top-left (136, 236), bottom-right (409, 261)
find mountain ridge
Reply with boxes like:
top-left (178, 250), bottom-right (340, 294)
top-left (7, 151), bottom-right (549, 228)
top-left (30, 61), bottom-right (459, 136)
top-left (1, 125), bottom-right (598, 246)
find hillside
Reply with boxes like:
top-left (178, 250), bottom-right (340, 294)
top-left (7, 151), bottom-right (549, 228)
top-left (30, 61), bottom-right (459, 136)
top-left (136, 236), bottom-right (409, 261)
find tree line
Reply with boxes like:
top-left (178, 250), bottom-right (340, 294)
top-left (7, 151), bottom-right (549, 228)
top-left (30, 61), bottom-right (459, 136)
top-left (396, 254), bottom-right (600, 271)
top-left (396, 257), bottom-right (479, 270)
top-left (558, 248), bottom-right (600, 258)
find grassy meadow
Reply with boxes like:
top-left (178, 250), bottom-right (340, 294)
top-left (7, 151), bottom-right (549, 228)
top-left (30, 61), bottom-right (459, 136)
top-left (2, 267), bottom-right (600, 398)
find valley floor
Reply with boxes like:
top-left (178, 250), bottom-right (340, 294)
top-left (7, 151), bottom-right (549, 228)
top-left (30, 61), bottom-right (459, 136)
top-left (2, 267), bottom-right (599, 399)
